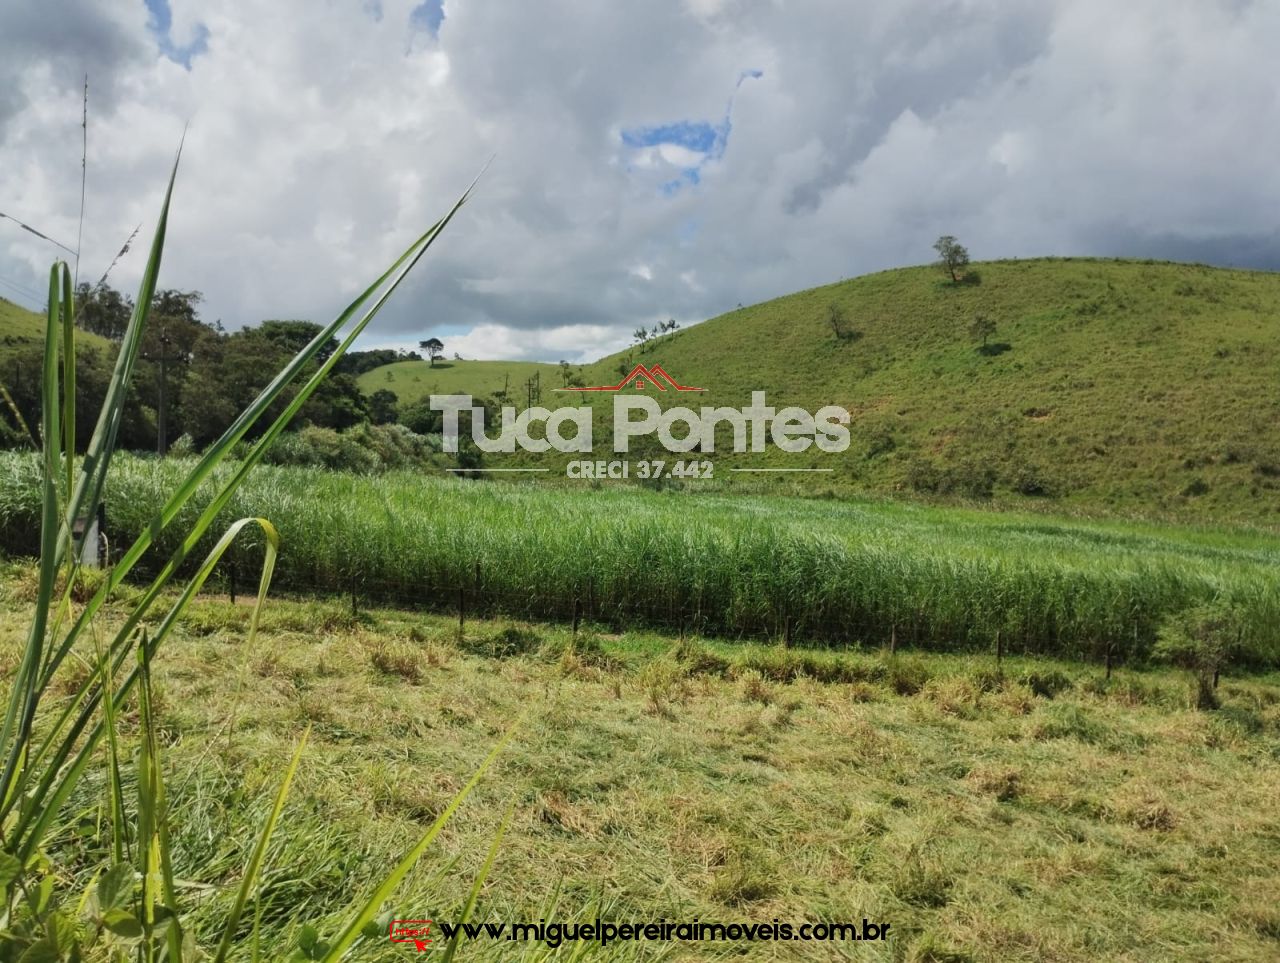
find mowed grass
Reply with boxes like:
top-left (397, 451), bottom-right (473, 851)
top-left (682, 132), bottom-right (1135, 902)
top-left (2, 452), bottom-right (1276, 666)
top-left (1, 568), bottom-right (1277, 961)
top-left (356, 358), bottom-right (560, 405)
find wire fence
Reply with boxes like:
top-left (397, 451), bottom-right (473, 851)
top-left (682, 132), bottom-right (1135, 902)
top-left (201, 547), bottom-right (1138, 676)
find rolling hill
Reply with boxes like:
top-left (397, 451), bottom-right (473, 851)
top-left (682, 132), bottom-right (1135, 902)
top-left (578, 258), bottom-right (1280, 524)
top-left (356, 358), bottom-right (558, 406)
top-left (371, 259), bottom-right (1280, 525)
top-left (7, 254), bottom-right (1280, 527)
top-left (1, 296), bottom-right (114, 364)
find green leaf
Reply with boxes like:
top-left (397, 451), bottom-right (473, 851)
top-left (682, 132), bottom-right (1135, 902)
top-left (0, 851), bottom-right (21, 888)
top-left (103, 908), bottom-right (143, 938)
top-left (96, 862), bottom-right (133, 913)
top-left (297, 925), bottom-right (320, 952)
top-left (32, 875), bottom-right (54, 915)
top-left (16, 937), bottom-right (60, 963)
top-left (440, 803), bottom-right (513, 963)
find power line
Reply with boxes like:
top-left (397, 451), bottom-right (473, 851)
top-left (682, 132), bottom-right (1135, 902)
top-left (0, 211), bottom-right (76, 258)
top-left (0, 274), bottom-right (45, 307)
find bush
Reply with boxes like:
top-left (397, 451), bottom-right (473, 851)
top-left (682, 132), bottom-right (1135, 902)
top-left (1155, 602), bottom-right (1245, 709)
top-left (262, 423), bottom-right (441, 473)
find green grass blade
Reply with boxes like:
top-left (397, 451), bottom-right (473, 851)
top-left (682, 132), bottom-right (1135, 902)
top-left (60, 264), bottom-right (74, 506)
top-left (137, 640), bottom-right (186, 963)
top-left (12, 517), bottom-right (279, 860)
top-left (36, 174), bottom-right (479, 703)
top-left (0, 382), bottom-right (37, 449)
top-left (319, 723), bottom-right (517, 961)
top-left (63, 146), bottom-right (183, 566)
top-left (0, 262), bottom-right (71, 834)
top-left (439, 803), bottom-right (513, 963)
top-left (93, 637), bottom-right (129, 865)
top-left (212, 726), bottom-right (310, 963)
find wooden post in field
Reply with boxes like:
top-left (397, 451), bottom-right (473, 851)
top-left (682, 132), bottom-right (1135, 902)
top-left (572, 597), bottom-right (582, 639)
top-left (350, 569), bottom-right (358, 616)
top-left (1105, 640), bottom-right (1113, 680)
top-left (229, 547), bottom-right (237, 606)
top-left (458, 584), bottom-right (466, 642)
top-left (889, 623), bottom-right (897, 656)
top-left (995, 629), bottom-right (1003, 672)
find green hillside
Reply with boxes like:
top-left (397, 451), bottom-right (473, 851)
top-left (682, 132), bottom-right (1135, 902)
top-left (0, 296), bottom-right (113, 363)
top-left (526, 259), bottom-right (1278, 525)
top-left (356, 358), bottom-right (558, 405)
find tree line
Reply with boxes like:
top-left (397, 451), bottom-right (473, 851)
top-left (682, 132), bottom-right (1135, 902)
top-left (1, 283), bottom-right (422, 454)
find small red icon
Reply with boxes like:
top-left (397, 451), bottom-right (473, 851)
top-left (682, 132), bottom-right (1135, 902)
top-left (390, 920), bottom-right (433, 951)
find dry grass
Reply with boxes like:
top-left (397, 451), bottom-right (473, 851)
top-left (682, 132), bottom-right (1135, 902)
top-left (1, 568), bottom-right (1278, 960)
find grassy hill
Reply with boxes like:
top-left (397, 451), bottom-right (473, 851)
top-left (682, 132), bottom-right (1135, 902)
top-left (0, 295), bottom-right (114, 364)
top-left (549, 258), bottom-right (1278, 525)
top-left (356, 358), bottom-right (559, 405)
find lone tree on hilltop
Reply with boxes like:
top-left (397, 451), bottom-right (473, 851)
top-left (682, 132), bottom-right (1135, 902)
top-left (419, 337), bottom-right (444, 366)
top-left (970, 314), bottom-right (996, 348)
top-left (933, 235), bottom-right (970, 283)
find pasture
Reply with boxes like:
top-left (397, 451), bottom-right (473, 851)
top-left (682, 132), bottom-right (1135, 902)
top-left (1, 576), bottom-right (1276, 960)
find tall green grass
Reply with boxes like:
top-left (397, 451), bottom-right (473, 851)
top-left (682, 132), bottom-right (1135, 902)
top-left (0, 157), bottom-right (509, 959)
top-left (3, 455), bottom-right (1274, 665)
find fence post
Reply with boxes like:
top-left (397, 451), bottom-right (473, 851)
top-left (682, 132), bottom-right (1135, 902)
top-left (889, 623), bottom-right (897, 656)
top-left (458, 585), bottom-right (466, 642)
top-left (995, 629), bottom-right (1002, 672)
top-left (783, 615), bottom-right (792, 649)
top-left (228, 546), bottom-right (237, 606)
top-left (350, 568), bottom-right (358, 617)
top-left (572, 597), bottom-right (582, 639)
top-left (1105, 640), bottom-right (1113, 680)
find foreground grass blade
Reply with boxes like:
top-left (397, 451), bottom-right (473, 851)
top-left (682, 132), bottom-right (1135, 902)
top-left (64, 146), bottom-right (184, 570)
top-left (212, 726), bottom-right (310, 963)
top-left (439, 803), bottom-right (513, 963)
top-left (14, 518), bottom-right (279, 861)
top-left (36, 171), bottom-right (480, 707)
top-left (320, 724), bottom-right (517, 961)
top-left (94, 638), bottom-right (129, 865)
top-left (0, 262), bottom-right (72, 825)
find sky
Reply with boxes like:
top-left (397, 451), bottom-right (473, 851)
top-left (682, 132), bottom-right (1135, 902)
top-left (1, 0), bottom-right (1278, 362)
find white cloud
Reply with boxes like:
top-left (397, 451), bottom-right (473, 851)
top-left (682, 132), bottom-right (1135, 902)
top-left (2, 0), bottom-right (1278, 362)
top-left (373, 321), bottom-right (629, 362)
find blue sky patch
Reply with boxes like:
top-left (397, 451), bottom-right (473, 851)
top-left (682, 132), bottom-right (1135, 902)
top-left (410, 0), bottom-right (446, 36)
top-left (622, 120), bottom-right (719, 154)
top-left (620, 69), bottom-right (761, 195)
top-left (144, 0), bottom-right (209, 68)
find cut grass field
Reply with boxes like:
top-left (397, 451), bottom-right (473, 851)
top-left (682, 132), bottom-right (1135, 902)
top-left (2, 566), bottom-right (1277, 961)
top-left (356, 358), bottom-right (559, 406)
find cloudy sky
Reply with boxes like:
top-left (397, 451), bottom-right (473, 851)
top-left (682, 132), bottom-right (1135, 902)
top-left (1, 0), bottom-right (1278, 361)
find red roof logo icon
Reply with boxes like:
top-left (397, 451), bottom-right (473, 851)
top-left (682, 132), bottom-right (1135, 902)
top-left (556, 363), bottom-right (704, 392)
